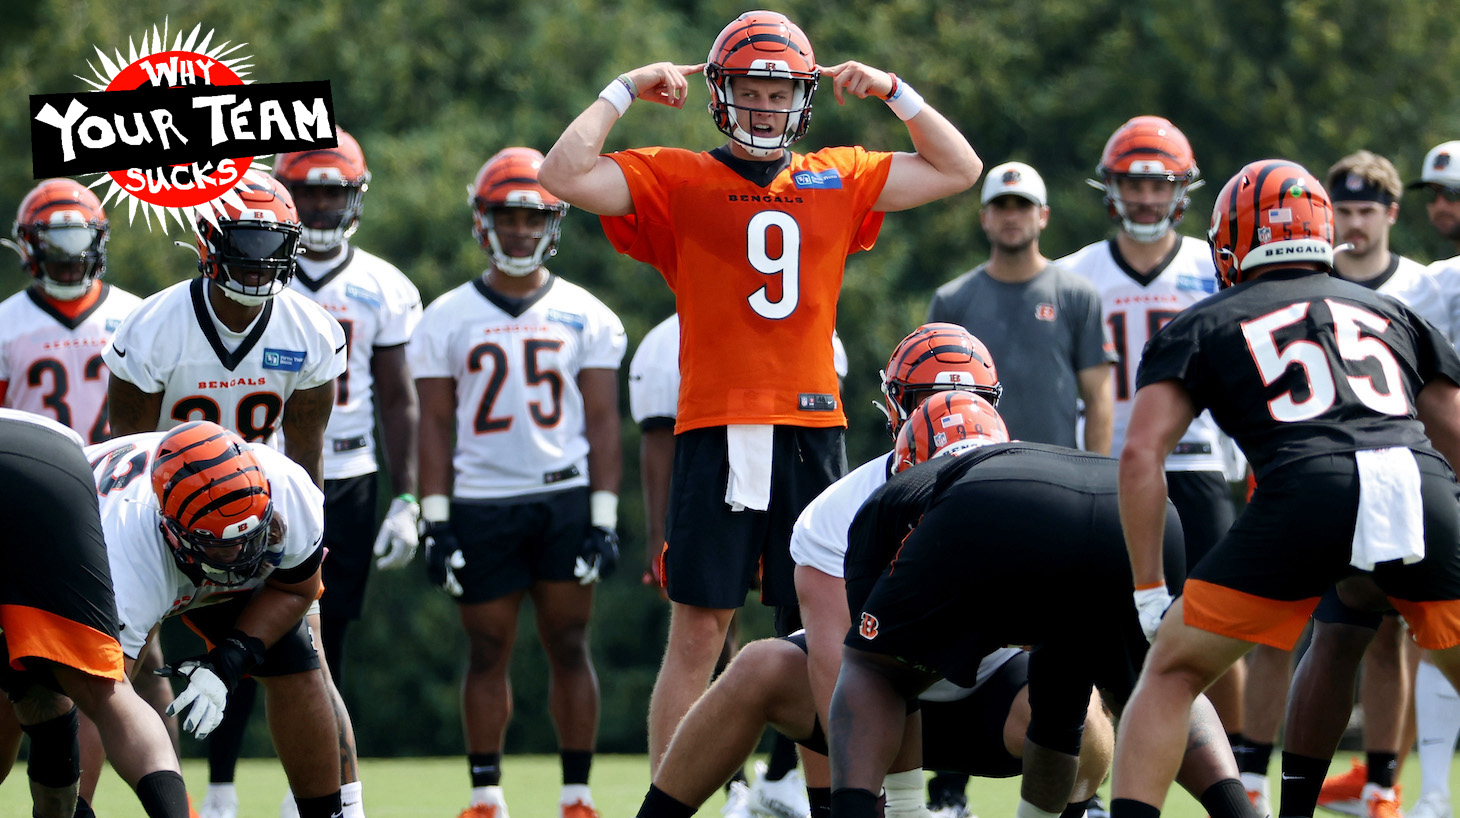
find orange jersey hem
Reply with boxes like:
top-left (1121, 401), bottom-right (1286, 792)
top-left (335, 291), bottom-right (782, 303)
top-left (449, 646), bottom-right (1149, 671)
top-left (1, 603), bottom-right (124, 681)
top-left (1182, 579), bottom-right (1320, 649)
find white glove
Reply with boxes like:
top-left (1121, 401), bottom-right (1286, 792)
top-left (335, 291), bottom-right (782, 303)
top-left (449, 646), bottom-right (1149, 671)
top-left (164, 661), bottom-right (229, 738)
top-left (373, 495), bottom-right (421, 570)
top-left (1134, 584), bottom-right (1174, 642)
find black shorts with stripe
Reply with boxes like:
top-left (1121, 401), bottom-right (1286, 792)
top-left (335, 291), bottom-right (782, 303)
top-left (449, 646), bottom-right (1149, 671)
top-left (0, 419), bottom-right (123, 692)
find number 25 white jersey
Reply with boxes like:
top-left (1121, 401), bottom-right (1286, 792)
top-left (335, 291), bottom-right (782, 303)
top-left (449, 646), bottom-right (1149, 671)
top-left (103, 279), bottom-right (346, 443)
top-left (408, 275), bottom-right (626, 499)
top-left (1058, 236), bottom-right (1226, 472)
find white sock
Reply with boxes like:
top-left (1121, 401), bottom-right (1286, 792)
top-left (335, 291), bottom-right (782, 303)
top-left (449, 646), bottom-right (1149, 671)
top-left (280, 789), bottom-right (300, 818)
top-left (342, 780), bottom-right (365, 818)
top-left (883, 769), bottom-right (930, 818)
top-left (561, 784), bottom-right (592, 805)
top-left (207, 783), bottom-right (238, 803)
top-left (472, 785), bottom-right (507, 807)
top-left (1416, 661), bottom-right (1460, 797)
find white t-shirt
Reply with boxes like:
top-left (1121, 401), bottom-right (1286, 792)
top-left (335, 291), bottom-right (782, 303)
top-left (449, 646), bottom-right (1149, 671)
top-left (290, 244), bottom-right (422, 479)
top-left (628, 313), bottom-right (848, 424)
top-left (408, 275), bottom-right (627, 499)
top-left (0, 284), bottom-right (141, 443)
top-left (85, 434), bottom-right (325, 657)
top-left (1426, 254), bottom-right (1460, 352)
top-left (1059, 236), bottom-right (1226, 472)
top-left (103, 279), bottom-right (346, 446)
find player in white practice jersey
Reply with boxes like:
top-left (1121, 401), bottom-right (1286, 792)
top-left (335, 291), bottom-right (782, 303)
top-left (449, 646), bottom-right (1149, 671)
top-left (100, 175), bottom-right (360, 818)
top-left (276, 128), bottom-right (424, 687)
top-left (409, 147), bottom-right (626, 818)
top-left (0, 179), bottom-right (140, 444)
top-left (1057, 116), bottom-right (1248, 780)
top-left (83, 422), bottom-right (344, 818)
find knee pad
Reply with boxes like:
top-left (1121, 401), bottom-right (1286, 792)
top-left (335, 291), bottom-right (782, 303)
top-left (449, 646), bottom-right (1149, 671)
top-left (21, 707), bottom-right (80, 788)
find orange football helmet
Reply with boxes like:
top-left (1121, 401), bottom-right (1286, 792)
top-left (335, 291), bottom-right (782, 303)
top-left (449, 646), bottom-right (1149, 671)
top-left (893, 392), bottom-right (1009, 474)
top-left (196, 175), bottom-right (302, 305)
top-left (273, 127), bottom-right (371, 252)
top-left (1088, 116), bottom-right (1203, 242)
top-left (151, 421), bottom-right (275, 586)
top-left (879, 323), bottom-right (1002, 436)
top-left (469, 147), bottom-right (568, 277)
top-left (704, 10), bottom-right (818, 157)
top-left (3, 178), bottom-right (108, 300)
top-left (1208, 159), bottom-right (1335, 289)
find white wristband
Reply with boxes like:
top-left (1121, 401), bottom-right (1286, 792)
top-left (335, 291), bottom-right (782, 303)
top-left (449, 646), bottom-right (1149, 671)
top-left (590, 490), bottom-right (618, 530)
top-left (420, 494), bottom-right (451, 523)
top-left (885, 79), bottom-right (925, 121)
top-left (598, 76), bottom-right (635, 117)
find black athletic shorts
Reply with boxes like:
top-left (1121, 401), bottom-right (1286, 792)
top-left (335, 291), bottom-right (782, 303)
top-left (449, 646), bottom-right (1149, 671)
top-left (1167, 469), bottom-right (1236, 576)
top-left (665, 425), bottom-right (846, 608)
top-left (783, 632), bottom-right (1026, 776)
top-left (319, 473), bottom-right (379, 621)
top-left (0, 419), bottom-right (124, 693)
top-left (451, 487), bottom-right (590, 604)
top-left (1184, 451), bottom-right (1460, 650)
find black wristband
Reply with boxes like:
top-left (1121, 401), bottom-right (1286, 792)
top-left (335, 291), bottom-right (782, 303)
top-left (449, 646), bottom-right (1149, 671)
top-left (208, 629), bottom-right (267, 692)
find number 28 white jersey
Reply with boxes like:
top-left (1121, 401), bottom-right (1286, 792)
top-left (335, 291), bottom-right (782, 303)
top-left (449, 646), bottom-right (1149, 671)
top-left (85, 433), bottom-right (325, 658)
top-left (290, 245), bottom-right (423, 479)
top-left (103, 279), bottom-right (346, 443)
top-left (408, 275), bottom-right (627, 499)
top-left (0, 284), bottom-right (141, 443)
top-left (1058, 236), bottom-right (1226, 472)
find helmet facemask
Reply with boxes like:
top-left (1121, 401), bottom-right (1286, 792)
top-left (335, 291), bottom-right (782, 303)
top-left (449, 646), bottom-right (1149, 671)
top-left (705, 70), bottom-right (817, 158)
top-left (160, 499), bottom-right (275, 586)
top-left (288, 180), bottom-right (366, 252)
top-left (474, 203), bottom-right (565, 278)
top-left (1095, 170), bottom-right (1203, 244)
top-left (22, 222), bottom-right (109, 300)
top-left (205, 220), bottom-right (302, 305)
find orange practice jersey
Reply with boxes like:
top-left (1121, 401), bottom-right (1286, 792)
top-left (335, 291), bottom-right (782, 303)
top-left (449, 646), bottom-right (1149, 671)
top-left (602, 146), bottom-right (891, 431)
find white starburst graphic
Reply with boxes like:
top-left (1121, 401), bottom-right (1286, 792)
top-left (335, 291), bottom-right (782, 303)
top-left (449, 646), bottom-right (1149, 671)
top-left (75, 18), bottom-right (273, 235)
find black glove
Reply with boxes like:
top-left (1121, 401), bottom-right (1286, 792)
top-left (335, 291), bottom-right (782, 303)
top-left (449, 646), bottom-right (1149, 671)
top-left (574, 526), bottom-right (619, 585)
top-left (421, 520), bottom-right (465, 596)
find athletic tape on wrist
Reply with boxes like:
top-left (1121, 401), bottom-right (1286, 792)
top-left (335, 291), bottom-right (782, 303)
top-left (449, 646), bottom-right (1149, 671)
top-left (590, 490), bottom-right (618, 530)
top-left (598, 77), bottom-right (634, 117)
top-left (421, 494), bottom-right (450, 523)
top-left (885, 78), bottom-right (925, 121)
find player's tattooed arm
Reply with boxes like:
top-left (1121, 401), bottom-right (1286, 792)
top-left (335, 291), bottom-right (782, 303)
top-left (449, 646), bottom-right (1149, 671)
top-left (106, 377), bottom-right (165, 437)
top-left (281, 381), bottom-right (334, 489)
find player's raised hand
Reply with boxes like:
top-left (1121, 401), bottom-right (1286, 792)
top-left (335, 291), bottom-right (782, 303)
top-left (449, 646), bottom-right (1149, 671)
top-left (818, 61), bottom-right (895, 105)
top-left (621, 62), bottom-right (706, 109)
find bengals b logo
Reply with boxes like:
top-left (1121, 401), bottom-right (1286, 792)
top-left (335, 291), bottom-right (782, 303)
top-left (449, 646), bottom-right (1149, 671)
top-left (859, 612), bottom-right (879, 640)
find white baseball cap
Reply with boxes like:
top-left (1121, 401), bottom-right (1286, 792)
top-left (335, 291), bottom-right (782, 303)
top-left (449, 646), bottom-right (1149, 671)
top-left (980, 161), bottom-right (1047, 206)
top-left (1408, 140), bottom-right (1460, 189)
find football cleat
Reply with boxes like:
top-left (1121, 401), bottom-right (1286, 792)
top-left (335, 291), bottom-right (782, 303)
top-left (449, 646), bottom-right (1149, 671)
top-left (724, 780), bottom-right (755, 818)
top-left (1318, 759), bottom-right (1369, 816)
top-left (749, 760), bottom-right (811, 818)
top-left (1407, 792), bottom-right (1452, 818)
top-left (1242, 772), bottom-right (1271, 818)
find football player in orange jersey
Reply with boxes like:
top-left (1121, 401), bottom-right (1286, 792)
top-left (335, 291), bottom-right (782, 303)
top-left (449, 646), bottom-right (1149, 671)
top-left (539, 12), bottom-right (983, 794)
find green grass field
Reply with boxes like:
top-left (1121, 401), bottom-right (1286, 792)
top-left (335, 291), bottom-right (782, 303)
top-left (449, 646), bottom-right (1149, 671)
top-left (1, 751), bottom-right (1454, 818)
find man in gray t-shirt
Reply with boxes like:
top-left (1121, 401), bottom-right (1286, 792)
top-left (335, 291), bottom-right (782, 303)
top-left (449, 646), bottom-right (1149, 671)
top-left (927, 161), bottom-right (1116, 450)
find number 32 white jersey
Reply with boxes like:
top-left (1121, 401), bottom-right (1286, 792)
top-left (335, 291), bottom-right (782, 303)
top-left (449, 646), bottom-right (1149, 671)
top-left (1059, 236), bottom-right (1226, 472)
top-left (0, 285), bottom-right (141, 443)
top-left (85, 433), bottom-right (325, 658)
top-left (408, 275), bottom-right (627, 499)
top-left (103, 279), bottom-right (346, 443)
